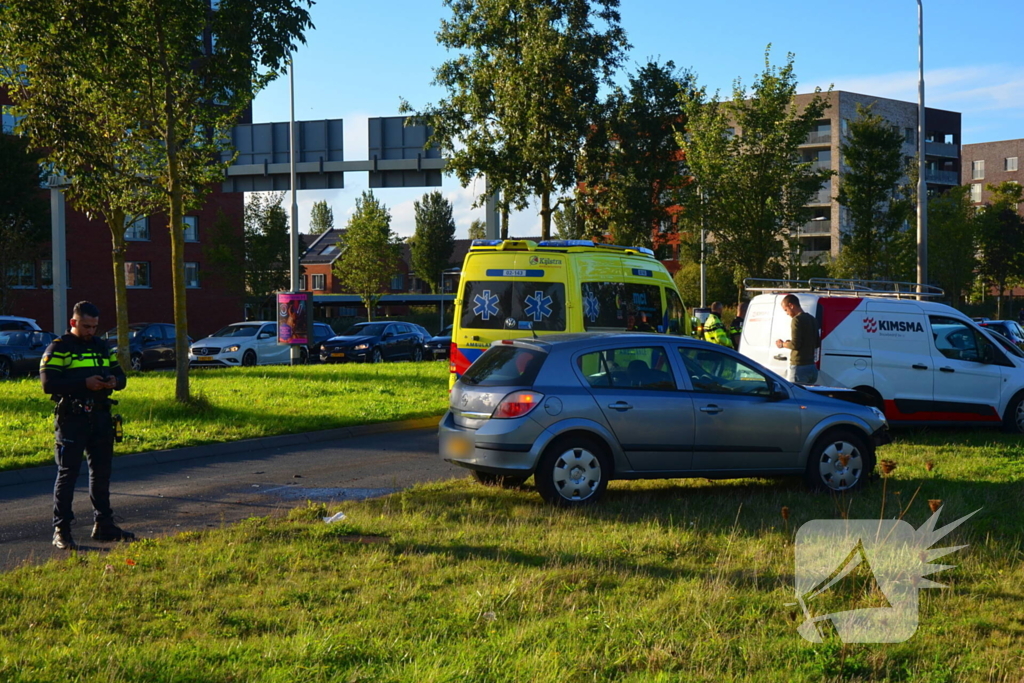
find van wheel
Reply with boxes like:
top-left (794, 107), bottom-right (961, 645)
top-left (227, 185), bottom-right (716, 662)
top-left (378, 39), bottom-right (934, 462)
top-left (535, 436), bottom-right (610, 507)
top-left (471, 470), bottom-right (527, 489)
top-left (804, 429), bottom-right (873, 492)
top-left (1003, 393), bottom-right (1024, 434)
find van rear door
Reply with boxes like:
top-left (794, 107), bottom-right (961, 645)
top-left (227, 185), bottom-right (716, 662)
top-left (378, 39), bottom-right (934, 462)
top-left (738, 296), bottom-right (781, 372)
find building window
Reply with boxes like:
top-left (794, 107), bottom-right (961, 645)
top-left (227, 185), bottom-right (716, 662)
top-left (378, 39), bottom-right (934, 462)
top-left (183, 216), bottom-right (199, 242)
top-left (311, 274), bottom-right (325, 291)
top-left (1006, 157), bottom-right (1019, 172)
top-left (320, 244), bottom-right (339, 256)
top-left (841, 119), bottom-right (849, 136)
top-left (125, 261), bottom-right (151, 288)
top-left (300, 274), bottom-right (308, 291)
top-left (971, 183), bottom-right (983, 204)
top-left (41, 260), bottom-right (71, 288)
top-left (5, 262), bottom-right (34, 288)
top-left (390, 274), bottom-right (404, 291)
top-left (972, 160), bottom-right (985, 180)
top-left (904, 128), bottom-right (915, 145)
top-left (125, 216), bottom-right (150, 241)
top-left (185, 262), bottom-right (200, 288)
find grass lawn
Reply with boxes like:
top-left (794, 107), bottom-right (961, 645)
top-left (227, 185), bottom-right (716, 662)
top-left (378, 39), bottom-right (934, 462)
top-left (0, 429), bottom-right (1021, 682)
top-left (0, 362), bottom-right (450, 472)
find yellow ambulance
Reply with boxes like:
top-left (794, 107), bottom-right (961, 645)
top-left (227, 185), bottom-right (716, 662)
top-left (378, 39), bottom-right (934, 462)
top-left (449, 239), bottom-right (689, 384)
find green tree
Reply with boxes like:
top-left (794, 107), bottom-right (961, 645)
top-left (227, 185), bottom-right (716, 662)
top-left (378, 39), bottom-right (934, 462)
top-left (927, 186), bottom-right (979, 308)
top-left (579, 60), bottom-right (690, 248)
top-left (309, 199), bottom-right (334, 236)
top-left (242, 193), bottom-right (290, 306)
top-left (202, 209), bottom-right (246, 298)
top-left (467, 218), bottom-right (487, 240)
top-left (0, 0), bottom-right (314, 402)
top-left (832, 104), bottom-right (914, 281)
top-left (0, 133), bottom-right (48, 316)
top-left (411, 191), bottom-right (456, 293)
top-left (673, 260), bottom-right (735, 312)
top-left (406, 0), bottom-right (629, 239)
top-left (334, 191), bottom-right (401, 321)
top-left (677, 48), bottom-right (832, 281)
top-left (977, 181), bottom-right (1024, 318)
top-left (553, 197), bottom-right (588, 240)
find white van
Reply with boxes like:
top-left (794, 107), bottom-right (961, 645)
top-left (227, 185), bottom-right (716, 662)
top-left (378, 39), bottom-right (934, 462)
top-left (741, 279), bottom-right (1024, 431)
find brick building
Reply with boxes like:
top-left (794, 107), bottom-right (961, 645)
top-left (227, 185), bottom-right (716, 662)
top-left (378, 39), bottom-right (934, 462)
top-left (2, 90), bottom-right (246, 338)
top-left (961, 139), bottom-right (1023, 209)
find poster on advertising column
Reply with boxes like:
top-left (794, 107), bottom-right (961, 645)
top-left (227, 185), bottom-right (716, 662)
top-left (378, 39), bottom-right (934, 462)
top-left (277, 292), bottom-right (311, 344)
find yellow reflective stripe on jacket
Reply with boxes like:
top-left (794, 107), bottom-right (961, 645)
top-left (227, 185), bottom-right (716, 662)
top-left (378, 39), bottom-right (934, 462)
top-left (65, 354), bottom-right (112, 370)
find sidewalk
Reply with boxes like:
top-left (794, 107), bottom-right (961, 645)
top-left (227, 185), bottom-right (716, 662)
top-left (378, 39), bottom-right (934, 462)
top-left (0, 415), bottom-right (443, 489)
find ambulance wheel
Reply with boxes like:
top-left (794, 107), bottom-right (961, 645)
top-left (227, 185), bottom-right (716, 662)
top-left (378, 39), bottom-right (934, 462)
top-left (1003, 393), bottom-right (1024, 434)
top-left (804, 429), bottom-right (873, 493)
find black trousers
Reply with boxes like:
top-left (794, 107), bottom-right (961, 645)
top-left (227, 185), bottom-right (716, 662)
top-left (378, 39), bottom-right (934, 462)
top-left (53, 411), bottom-right (115, 529)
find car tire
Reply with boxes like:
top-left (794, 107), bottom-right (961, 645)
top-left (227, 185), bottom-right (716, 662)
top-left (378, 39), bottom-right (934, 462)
top-left (535, 435), bottom-right (611, 507)
top-left (1002, 392), bottom-right (1024, 434)
top-left (804, 429), bottom-right (874, 493)
top-left (471, 470), bottom-right (528, 489)
top-left (242, 350), bottom-right (257, 367)
top-left (299, 347), bottom-right (309, 365)
top-left (370, 348), bottom-right (383, 364)
top-left (130, 353), bottom-right (144, 372)
top-left (0, 357), bottom-right (12, 380)
top-left (412, 346), bottom-right (423, 362)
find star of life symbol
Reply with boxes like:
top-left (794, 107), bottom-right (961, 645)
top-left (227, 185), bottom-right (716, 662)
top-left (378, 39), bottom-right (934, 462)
top-left (524, 290), bottom-right (553, 322)
top-left (472, 290), bottom-right (500, 321)
top-left (790, 507), bottom-right (978, 643)
top-left (863, 317), bottom-right (878, 333)
top-left (583, 290), bottom-right (601, 322)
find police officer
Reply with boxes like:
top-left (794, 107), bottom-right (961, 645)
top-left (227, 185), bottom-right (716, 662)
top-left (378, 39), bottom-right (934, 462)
top-left (702, 301), bottom-right (734, 349)
top-left (41, 301), bottom-right (134, 549)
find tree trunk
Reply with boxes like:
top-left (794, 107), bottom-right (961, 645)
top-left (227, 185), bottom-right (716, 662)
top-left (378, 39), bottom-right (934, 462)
top-left (500, 202), bottom-right (509, 240)
top-left (107, 209), bottom-right (131, 372)
top-left (364, 295), bottom-right (374, 321)
top-left (540, 189), bottom-right (551, 240)
top-left (997, 283), bottom-right (1005, 320)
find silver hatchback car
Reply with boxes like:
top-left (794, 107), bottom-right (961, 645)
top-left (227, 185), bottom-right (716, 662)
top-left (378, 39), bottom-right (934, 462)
top-left (440, 333), bottom-right (890, 506)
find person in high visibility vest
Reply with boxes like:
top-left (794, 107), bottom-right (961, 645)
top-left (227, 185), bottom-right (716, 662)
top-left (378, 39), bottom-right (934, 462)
top-left (729, 301), bottom-right (748, 349)
top-left (702, 301), bottom-right (734, 349)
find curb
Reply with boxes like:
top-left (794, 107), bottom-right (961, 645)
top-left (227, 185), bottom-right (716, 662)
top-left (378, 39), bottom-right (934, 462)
top-left (0, 415), bottom-right (443, 490)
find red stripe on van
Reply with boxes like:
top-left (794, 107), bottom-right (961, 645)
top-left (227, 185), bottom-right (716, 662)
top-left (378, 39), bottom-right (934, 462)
top-left (883, 400), bottom-right (1002, 423)
top-left (819, 298), bottom-right (864, 341)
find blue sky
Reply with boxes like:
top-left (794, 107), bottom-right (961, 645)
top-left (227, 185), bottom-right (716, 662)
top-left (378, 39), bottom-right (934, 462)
top-left (252, 0), bottom-right (1024, 238)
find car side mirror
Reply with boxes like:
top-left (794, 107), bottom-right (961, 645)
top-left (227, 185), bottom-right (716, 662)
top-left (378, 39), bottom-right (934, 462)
top-left (382, 332), bottom-right (392, 340)
top-left (258, 332), bottom-right (271, 339)
top-left (767, 379), bottom-right (788, 402)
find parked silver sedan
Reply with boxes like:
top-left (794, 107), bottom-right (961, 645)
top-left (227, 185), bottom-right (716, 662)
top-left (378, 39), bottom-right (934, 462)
top-left (440, 333), bottom-right (890, 506)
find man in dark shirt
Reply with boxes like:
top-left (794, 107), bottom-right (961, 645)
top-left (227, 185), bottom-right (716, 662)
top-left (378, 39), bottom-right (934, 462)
top-left (774, 294), bottom-right (819, 384)
top-left (40, 301), bottom-right (134, 549)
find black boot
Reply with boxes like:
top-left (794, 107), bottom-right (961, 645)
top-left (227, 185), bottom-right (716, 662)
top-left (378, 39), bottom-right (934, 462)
top-left (91, 520), bottom-right (135, 542)
top-left (52, 527), bottom-right (77, 550)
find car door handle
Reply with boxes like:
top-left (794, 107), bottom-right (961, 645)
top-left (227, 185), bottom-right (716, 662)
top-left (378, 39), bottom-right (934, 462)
top-left (699, 404), bottom-right (723, 414)
top-left (773, 354), bottom-right (788, 361)
top-left (912, 364), bottom-right (928, 370)
top-left (940, 366), bottom-right (955, 373)
top-left (607, 402), bottom-right (633, 411)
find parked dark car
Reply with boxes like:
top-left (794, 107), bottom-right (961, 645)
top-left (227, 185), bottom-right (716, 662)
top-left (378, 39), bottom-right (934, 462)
top-left (0, 330), bottom-right (58, 379)
top-left (977, 320), bottom-right (1024, 349)
top-left (424, 324), bottom-right (453, 360)
top-left (309, 322), bottom-right (337, 358)
top-left (320, 321), bottom-right (425, 363)
top-left (103, 323), bottom-right (191, 371)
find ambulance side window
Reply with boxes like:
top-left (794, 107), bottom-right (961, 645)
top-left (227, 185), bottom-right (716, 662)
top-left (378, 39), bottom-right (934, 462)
top-left (664, 288), bottom-right (685, 335)
top-left (580, 282), bottom-right (664, 332)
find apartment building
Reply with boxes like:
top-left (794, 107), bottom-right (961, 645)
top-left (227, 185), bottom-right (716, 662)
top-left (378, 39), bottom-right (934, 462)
top-left (961, 139), bottom-right (1023, 209)
top-left (791, 91), bottom-right (961, 262)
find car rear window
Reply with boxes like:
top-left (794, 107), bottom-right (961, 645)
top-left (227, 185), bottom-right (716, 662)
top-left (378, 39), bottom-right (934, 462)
top-left (460, 346), bottom-right (547, 387)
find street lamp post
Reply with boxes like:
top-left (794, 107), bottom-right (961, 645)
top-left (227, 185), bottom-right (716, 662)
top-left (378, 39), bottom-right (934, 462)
top-left (288, 58), bottom-right (301, 365)
top-left (916, 0), bottom-right (928, 293)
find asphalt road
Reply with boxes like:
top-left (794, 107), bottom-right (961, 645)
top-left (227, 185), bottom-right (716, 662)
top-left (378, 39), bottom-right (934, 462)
top-left (0, 428), bottom-right (463, 573)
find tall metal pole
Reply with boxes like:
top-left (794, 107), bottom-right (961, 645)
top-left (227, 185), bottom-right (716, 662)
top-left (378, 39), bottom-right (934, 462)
top-left (916, 0), bottom-right (928, 292)
top-left (49, 180), bottom-right (68, 334)
top-left (699, 186), bottom-right (706, 308)
top-left (288, 58), bottom-right (301, 364)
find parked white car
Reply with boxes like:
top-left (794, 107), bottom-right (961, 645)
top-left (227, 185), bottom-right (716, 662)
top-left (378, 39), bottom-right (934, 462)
top-left (189, 321), bottom-right (304, 368)
top-left (0, 315), bottom-right (43, 332)
top-left (741, 279), bottom-right (1024, 432)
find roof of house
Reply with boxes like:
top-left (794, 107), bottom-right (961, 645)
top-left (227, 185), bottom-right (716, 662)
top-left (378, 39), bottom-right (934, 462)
top-left (301, 228), bottom-right (346, 265)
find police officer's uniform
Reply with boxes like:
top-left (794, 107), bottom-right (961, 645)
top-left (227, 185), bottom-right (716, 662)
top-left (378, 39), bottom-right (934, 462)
top-left (40, 333), bottom-right (131, 548)
top-left (728, 315), bottom-right (744, 349)
top-left (702, 312), bottom-right (734, 349)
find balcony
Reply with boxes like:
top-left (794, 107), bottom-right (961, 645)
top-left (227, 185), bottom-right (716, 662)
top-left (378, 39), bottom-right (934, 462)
top-left (801, 131), bottom-right (832, 146)
top-left (925, 169), bottom-right (959, 185)
top-left (925, 141), bottom-right (958, 159)
top-left (801, 249), bottom-right (829, 264)
top-left (800, 219), bottom-right (832, 235)
top-left (807, 187), bottom-right (832, 205)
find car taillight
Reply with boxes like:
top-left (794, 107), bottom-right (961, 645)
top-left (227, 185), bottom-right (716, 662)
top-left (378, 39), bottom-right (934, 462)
top-left (492, 391), bottom-right (544, 419)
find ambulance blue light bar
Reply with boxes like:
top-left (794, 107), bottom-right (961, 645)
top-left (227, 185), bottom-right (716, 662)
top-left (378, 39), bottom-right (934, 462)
top-left (470, 240), bottom-right (503, 247)
top-left (537, 240), bottom-right (655, 257)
